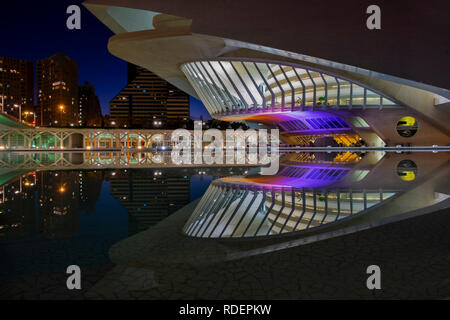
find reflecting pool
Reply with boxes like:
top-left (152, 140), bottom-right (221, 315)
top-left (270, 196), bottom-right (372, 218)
top-left (0, 151), bottom-right (449, 299)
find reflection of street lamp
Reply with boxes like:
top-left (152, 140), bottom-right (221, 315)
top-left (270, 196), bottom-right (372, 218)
top-left (0, 83), bottom-right (3, 113)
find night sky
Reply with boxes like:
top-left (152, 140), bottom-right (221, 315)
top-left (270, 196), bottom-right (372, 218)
top-left (0, 0), bottom-right (210, 119)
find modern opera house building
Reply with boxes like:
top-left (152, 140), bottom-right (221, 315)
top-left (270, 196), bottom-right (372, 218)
top-left (84, 0), bottom-right (449, 148)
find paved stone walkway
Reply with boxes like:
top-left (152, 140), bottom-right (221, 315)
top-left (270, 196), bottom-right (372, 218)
top-left (2, 200), bottom-right (449, 300)
top-left (0, 263), bottom-right (113, 300)
top-left (85, 202), bottom-right (450, 299)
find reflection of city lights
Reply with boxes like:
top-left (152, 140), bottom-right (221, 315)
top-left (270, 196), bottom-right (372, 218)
top-left (53, 209), bottom-right (67, 216)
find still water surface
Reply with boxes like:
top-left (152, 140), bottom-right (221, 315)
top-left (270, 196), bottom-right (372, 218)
top-left (0, 151), bottom-right (449, 299)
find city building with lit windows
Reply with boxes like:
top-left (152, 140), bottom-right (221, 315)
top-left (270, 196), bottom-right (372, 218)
top-left (36, 53), bottom-right (78, 127)
top-left (84, 0), bottom-right (449, 146)
top-left (79, 81), bottom-right (103, 127)
top-left (109, 63), bottom-right (189, 128)
top-left (0, 56), bottom-right (34, 118)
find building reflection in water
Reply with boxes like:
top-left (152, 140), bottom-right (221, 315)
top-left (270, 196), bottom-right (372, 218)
top-left (183, 183), bottom-right (395, 238)
top-left (0, 173), bottom-right (37, 239)
top-left (0, 153), bottom-right (252, 241)
top-left (108, 169), bottom-right (190, 233)
top-left (183, 151), bottom-right (449, 239)
top-left (0, 169), bottom-right (189, 239)
top-left (0, 171), bottom-right (103, 241)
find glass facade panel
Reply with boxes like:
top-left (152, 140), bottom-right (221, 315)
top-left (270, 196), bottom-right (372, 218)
top-left (202, 61), bottom-right (237, 112)
top-left (232, 61), bottom-right (264, 109)
top-left (309, 71), bottom-right (325, 106)
top-left (338, 79), bottom-right (351, 105)
top-left (193, 186), bottom-right (229, 236)
top-left (242, 62), bottom-right (267, 109)
top-left (188, 64), bottom-right (221, 114)
top-left (255, 63), bottom-right (276, 108)
top-left (193, 62), bottom-right (229, 113)
top-left (352, 84), bottom-right (365, 105)
top-left (220, 190), bottom-right (252, 237)
top-left (242, 191), bottom-right (270, 237)
top-left (323, 74), bottom-right (338, 105)
top-left (207, 188), bottom-right (244, 237)
top-left (279, 66), bottom-right (295, 107)
top-left (232, 190), bottom-right (264, 237)
top-left (210, 61), bottom-right (245, 111)
top-left (366, 89), bottom-right (381, 105)
top-left (219, 61), bottom-right (252, 110)
top-left (382, 97), bottom-right (396, 105)
top-left (266, 64), bottom-right (284, 107)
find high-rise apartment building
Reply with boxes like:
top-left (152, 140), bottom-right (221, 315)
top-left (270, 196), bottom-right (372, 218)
top-left (36, 53), bottom-right (78, 127)
top-left (109, 63), bottom-right (189, 128)
top-left (0, 56), bottom-right (34, 119)
top-left (78, 81), bottom-right (103, 127)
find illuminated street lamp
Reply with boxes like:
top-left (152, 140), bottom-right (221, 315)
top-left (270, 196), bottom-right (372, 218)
top-left (23, 111), bottom-right (37, 126)
top-left (59, 104), bottom-right (64, 126)
top-left (13, 104), bottom-right (21, 122)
